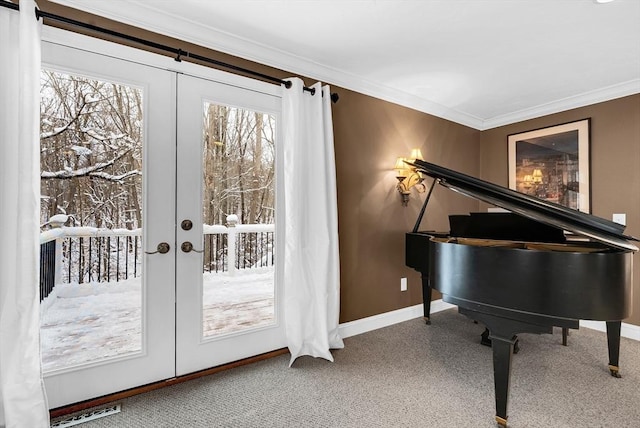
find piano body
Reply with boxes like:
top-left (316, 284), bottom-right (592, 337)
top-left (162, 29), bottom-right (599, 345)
top-left (405, 159), bottom-right (637, 427)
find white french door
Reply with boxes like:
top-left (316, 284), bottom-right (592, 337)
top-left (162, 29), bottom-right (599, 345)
top-left (175, 73), bottom-right (285, 375)
top-left (41, 41), bottom-right (176, 409)
top-left (40, 34), bottom-right (285, 408)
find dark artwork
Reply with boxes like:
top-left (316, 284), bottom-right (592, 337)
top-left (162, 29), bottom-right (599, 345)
top-left (514, 129), bottom-right (580, 209)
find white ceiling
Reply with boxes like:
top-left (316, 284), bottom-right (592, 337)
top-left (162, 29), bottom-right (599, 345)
top-left (53, 0), bottom-right (640, 130)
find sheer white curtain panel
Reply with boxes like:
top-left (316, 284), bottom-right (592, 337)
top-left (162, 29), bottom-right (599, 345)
top-left (282, 78), bottom-right (344, 366)
top-left (0, 1), bottom-right (50, 427)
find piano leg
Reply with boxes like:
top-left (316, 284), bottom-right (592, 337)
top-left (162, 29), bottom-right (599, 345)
top-left (606, 321), bottom-right (622, 378)
top-left (481, 328), bottom-right (492, 347)
top-left (481, 328), bottom-right (520, 354)
top-left (490, 335), bottom-right (515, 427)
top-left (421, 274), bottom-right (432, 325)
top-left (562, 327), bottom-right (569, 346)
top-left (457, 306), bottom-right (552, 427)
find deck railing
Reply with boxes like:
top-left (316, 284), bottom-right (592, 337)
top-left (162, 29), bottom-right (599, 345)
top-left (39, 239), bottom-right (56, 301)
top-left (39, 217), bottom-right (275, 302)
top-left (203, 221), bottom-right (275, 274)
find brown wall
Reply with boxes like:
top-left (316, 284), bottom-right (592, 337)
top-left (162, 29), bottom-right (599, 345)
top-left (479, 94), bottom-right (640, 326)
top-left (332, 89), bottom-right (480, 322)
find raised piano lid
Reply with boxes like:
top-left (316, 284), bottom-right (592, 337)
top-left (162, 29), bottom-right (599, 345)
top-left (411, 159), bottom-right (639, 252)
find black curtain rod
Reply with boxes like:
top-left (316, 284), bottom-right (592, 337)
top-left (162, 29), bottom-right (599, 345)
top-left (0, 1), bottom-right (339, 103)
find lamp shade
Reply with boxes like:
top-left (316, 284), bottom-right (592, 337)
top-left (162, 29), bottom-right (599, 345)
top-left (409, 148), bottom-right (423, 162)
top-left (532, 169), bottom-right (543, 183)
top-left (394, 157), bottom-right (408, 176)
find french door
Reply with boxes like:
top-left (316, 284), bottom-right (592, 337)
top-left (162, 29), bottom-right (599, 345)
top-left (41, 41), bottom-right (176, 409)
top-left (175, 73), bottom-right (285, 375)
top-left (40, 37), bottom-right (284, 408)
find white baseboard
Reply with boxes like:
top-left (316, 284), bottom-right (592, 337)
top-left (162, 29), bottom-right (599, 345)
top-left (338, 300), bottom-right (640, 342)
top-left (338, 300), bottom-right (454, 339)
top-left (580, 320), bottom-right (640, 342)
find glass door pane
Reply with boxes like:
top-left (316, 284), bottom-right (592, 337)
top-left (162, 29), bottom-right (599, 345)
top-left (39, 69), bottom-right (144, 371)
top-left (201, 102), bottom-right (276, 337)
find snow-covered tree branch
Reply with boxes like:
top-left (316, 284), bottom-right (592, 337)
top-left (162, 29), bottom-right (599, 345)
top-left (40, 150), bottom-right (135, 182)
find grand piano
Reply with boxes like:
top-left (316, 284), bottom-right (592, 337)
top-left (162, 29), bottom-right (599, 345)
top-left (405, 159), bottom-right (637, 427)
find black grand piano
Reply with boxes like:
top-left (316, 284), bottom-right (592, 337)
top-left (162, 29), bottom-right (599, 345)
top-left (405, 159), bottom-right (637, 427)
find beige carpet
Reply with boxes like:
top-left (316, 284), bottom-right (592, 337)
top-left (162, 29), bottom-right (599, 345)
top-left (52, 309), bottom-right (640, 428)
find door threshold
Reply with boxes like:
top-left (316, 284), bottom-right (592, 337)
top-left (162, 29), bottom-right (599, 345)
top-left (49, 348), bottom-right (288, 419)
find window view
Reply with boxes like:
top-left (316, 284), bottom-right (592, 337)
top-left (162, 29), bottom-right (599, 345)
top-left (200, 102), bottom-right (276, 337)
top-left (39, 69), bottom-right (144, 371)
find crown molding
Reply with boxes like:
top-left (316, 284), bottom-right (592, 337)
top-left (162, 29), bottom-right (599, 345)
top-left (481, 79), bottom-right (640, 130)
top-left (49, 1), bottom-right (640, 131)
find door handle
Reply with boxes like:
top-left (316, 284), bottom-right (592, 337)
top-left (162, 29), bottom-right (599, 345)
top-left (145, 242), bottom-right (170, 254)
top-left (181, 241), bottom-right (204, 253)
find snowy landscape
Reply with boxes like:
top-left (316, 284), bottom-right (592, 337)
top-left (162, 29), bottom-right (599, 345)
top-left (40, 268), bottom-right (275, 372)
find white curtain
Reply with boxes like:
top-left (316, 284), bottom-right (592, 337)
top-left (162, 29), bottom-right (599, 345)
top-left (0, 1), bottom-right (49, 427)
top-left (282, 78), bottom-right (344, 366)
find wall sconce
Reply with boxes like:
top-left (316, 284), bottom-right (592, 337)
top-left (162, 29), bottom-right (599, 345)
top-left (531, 168), bottom-right (543, 184)
top-left (394, 148), bottom-right (425, 206)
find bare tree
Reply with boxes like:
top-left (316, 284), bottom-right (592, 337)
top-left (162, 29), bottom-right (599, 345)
top-left (201, 103), bottom-right (275, 226)
top-left (40, 69), bottom-right (143, 229)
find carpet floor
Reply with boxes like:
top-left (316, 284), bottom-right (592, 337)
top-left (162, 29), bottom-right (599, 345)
top-left (53, 309), bottom-right (640, 428)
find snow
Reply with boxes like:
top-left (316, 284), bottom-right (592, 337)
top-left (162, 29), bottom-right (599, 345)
top-left (40, 268), bottom-right (275, 372)
top-left (89, 169), bottom-right (141, 182)
top-left (41, 153), bottom-right (132, 180)
top-left (58, 226), bottom-right (141, 237)
top-left (79, 127), bottom-right (126, 142)
top-left (70, 145), bottom-right (93, 156)
top-left (40, 124), bottom-right (70, 139)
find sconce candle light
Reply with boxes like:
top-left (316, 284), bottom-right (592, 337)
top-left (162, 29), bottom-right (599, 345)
top-left (531, 169), bottom-right (543, 184)
top-left (394, 148), bottom-right (426, 206)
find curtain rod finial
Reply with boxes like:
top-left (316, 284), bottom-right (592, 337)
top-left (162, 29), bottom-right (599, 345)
top-left (284, 80), bottom-right (292, 89)
top-left (331, 92), bottom-right (339, 104)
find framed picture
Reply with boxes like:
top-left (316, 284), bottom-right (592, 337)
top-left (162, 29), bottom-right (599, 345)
top-left (508, 119), bottom-right (590, 213)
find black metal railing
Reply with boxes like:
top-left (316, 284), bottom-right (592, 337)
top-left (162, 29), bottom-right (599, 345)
top-left (61, 235), bottom-right (141, 284)
top-left (235, 231), bottom-right (275, 269)
top-left (203, 231), bottom-right (275, 272)
top-left (39, 240), bottom-right (56, 302)
top-left (203, 233), bottom-right (228, 273)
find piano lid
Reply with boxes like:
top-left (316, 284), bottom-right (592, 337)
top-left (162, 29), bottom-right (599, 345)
top-left (411, 159), bottom-right (639, 252)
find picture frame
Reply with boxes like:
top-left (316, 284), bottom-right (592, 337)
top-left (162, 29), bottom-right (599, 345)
top-left (508, 119), bottom-right (590, 213)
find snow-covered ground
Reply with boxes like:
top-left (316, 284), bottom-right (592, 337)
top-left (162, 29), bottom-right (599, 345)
top-left (40, 268), bottom-right (274, 372)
